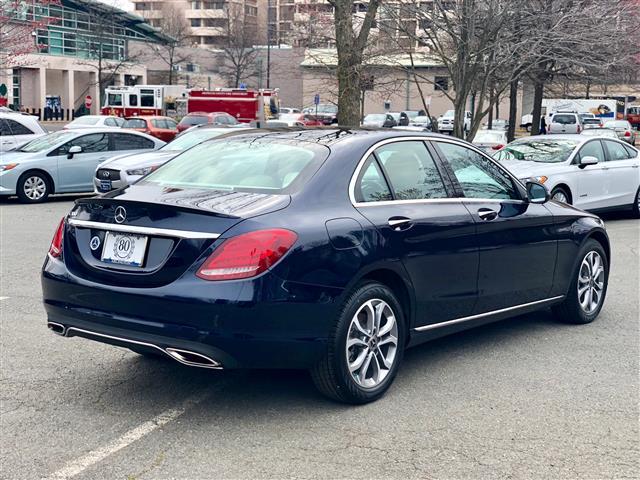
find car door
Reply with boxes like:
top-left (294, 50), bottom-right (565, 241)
top-left (53, 133), bottom-right (111, 191)
top-left (352, 140), bottom-right (479, 326)
top-left (574, 139), bottom-right (610, 210)
top-left (601, 140), bottom-right (640, 208)
top-left (432, 140), bottom-right (557, 313)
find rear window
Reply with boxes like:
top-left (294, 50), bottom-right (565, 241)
top-left (498, 139), bottom-right (578, 163)
top-left (179, 115), bottom-right (208, 127)
top-left (141, 139), bottom-right (329, 194)
top-left (123, 118), bottom-right (147, 129)
top-left (70, 116), bottom-right (99, 126)
top-left (552, 114), bottom-right (577, 125)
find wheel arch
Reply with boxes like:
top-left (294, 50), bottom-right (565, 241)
top-left (550, 182), bottom-right (572, 203)
top-left (584, 229), bottom-right (611, 264)
top-left (18, 168), bottom-right (56, 194)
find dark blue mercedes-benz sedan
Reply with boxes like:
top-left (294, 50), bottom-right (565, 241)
top-left (42, 129), bottom-right (610, 403)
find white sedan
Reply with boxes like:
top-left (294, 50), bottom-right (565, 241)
top-left (63, 115), bottom-right (125, 130)
top-left (493, 134), bottom-right (640, 216)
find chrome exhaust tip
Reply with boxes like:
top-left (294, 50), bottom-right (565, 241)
top-left (165, 347), bottom-right (221, 369)
top-left (47, 322), bottom-right (66, 336)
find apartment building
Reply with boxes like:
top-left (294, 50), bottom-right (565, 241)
top-left (131, 0), bottom-right (266, 47)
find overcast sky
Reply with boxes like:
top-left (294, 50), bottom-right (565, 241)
top-left (100, 0), bottom-right (134, 12)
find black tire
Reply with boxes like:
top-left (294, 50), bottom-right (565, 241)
top-left (310, 281), bottom-right (406, 404)
top-left (632, 187), bottom-right (640, 218)
top-left (17, 171), bottom-right (51, 203)
top-left (550, 186), bottom-right (571, 205)
top-left (553, 239), bottom-right (609, 325)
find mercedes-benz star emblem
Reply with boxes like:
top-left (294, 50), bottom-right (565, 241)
top-left (114, 206), bottom-right (127, 224)
top-left (89, 236), bottom-right (101, 251)
top-left (102, 171), bottom-right (110, 178)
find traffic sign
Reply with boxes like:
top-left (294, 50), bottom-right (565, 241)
top-left (85, 95), bottom-right (92, 108)
top-left (314, 94), bottom-right (320, 105)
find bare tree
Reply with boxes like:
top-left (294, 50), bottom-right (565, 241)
top-left (151, 3), bottom-right (191, 85)
top-left (327, 0), bottom-right (381, 127)
top-left (218, 3), bottom-right (259, 88)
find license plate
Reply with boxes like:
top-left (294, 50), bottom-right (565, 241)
top-left (99, 180), bottom-right (112, 192)
top-left (101, 232), bottom-right (148, 267)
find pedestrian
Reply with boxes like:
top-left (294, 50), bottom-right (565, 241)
top-left (540, 116), bottom-right (547, 135)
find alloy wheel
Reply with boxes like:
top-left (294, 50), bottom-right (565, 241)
top-left (23, 176), bottom-right (47, 200)
top-left (552, 190), bottom-right (568, 203)
top-left (577, 251), bottom-right (605, 314)
top-left (345, 299), bottom-right (398, 389)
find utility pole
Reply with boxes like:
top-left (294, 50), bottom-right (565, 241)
top-left (266, 0), bottom-right (271, 88)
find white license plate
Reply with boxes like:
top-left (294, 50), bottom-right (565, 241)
top-left (101, 232), bottom-right (148, 267)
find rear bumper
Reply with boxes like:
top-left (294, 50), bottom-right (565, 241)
top-left (42, 256), bottom-right (343, 369)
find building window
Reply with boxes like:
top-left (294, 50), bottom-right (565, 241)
top-left (203, 18), bottom-right (225, 27)
top-left (435, 76), bottom-right (449, 91)
top-left (190, 18), bottom-right (201, 27)
top-left (191, 1), bottom-right (201, 9)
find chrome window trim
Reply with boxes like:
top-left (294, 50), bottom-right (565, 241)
top-left (348, 135), bottom-right (527, 207)
top-left (414, 296), bottom-right (565, 332)
top-left (68, 218), bottom-right (220, 239)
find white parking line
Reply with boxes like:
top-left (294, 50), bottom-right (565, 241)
top-left (47, 391), bottom-right (210, 479)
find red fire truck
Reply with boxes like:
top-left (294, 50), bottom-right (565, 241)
top-left (101, 85), bottom-right (187, 117)
top-left (187, 88), bottom-right (279, 123)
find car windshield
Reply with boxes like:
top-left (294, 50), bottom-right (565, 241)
top-left (124, 118), bottom-right (147, 128)
top-left (70, 116), bottom-right (100, 126)
top-left (604, 121), bottom-right (629, 129)
top-left (582, 118), bottom-right (602, 125)
top-left (499, 139), bottom-right (579, 163)
top-left (141, 139), bottom-right (329, 193)
top-left (18, 131), bottom-right (77, 152)
top-left (316, 105), bottom-right (337, 114)
top-left (442, 110), bottom-right (455, 118)
top-left (179, 115), bottom-right (209, 126)
top-left (412, 116), bottom-right (430, 124)
top-left (474, 132), bottom-right (504, 143)
top-left (552, 114), bottom-right (576, 125)
top-left (364, 114), bottom-right (385, 122)
top-left (162, 129), bottom-right (231, 151)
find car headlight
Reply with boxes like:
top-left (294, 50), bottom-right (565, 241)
top-left (0, 163), bottom-right (19, 171)
top-left (126, 165), bottom-right (157, 176)
top-left (521, 175), bottom-right (548, 184)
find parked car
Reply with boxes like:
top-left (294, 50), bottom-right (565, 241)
top-left (472, 130), bottom-right (508, 154)
top-left (438, 109), bottom-right (472, 134)
top-left (0, 112), bottom-right (48, 152)
top-left (580, 128), bottom-right (618, 139)
top-left (94, 127), bottom-right (238, 193)
top-left (603, 120), bottom-right (636, 145)
top-left (176, 112), bottom-right (239, 133)
top-left (493, 135), bottom-right (640, 214)
top-left (582, 118), bottom-right (604, 129)
top-left (63, 115), bottom-right (125, 130)
top-left (0, 129), bottom-right (163, 202)
top-left (389, 112), bottom-right (410, 126)
top-left (43, 129), bottom-right (611, 404)
top-left (278, 113), bottom-right (324, 127)
top-left (482, 119), bottom-right (509, 131)
top-left (409, 115), bottom-right (432, 129)
top-left (279, 107), bottom-right (301, 115)
top-left (362, 113), bottom-right (396, 128)
top-left (302, 104), bottom-right (338, 124)
top-left (548, 112), bottom-right (583, 134)
top-left (123, 116), bottom-right (178, 142)
top-left (579, 113), bottom-right (596, 123)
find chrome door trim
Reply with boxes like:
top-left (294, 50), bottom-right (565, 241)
top-left (68, 218), bottom-right (220, 239)
top-left (413, 296), bottom-right (565, 332)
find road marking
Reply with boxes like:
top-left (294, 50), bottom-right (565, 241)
top-left (47, 391), bottom-right (210, 479)
top-left (0, 297), bottom-right (9, 301)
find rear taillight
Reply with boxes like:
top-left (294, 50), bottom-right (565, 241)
top-left (49, 217), bottom-right (65, 258)
top-left (196, 229), bottom-right (297, 281)
top-left (577, 125), bottom-right (581, 133)
top-left (492, 144), bottom-right (505, 150)
top-left (625, 131), bottom-right (631, 137)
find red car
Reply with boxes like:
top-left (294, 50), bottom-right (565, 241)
top-left (278, 113), bottom-right (324, 127)
top-left (123, 116), bottom-right (178, 142)
top-left (177, 112), bottom-right (239, 132)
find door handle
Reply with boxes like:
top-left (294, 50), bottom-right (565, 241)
top-left (388, 216), bottom-right (412, 231)
top-left (477, 208), bottom-right (498, 221)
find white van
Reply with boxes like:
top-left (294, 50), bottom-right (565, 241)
top-left (0, 112), bottom-right (48, 152)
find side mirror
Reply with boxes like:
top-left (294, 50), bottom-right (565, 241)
top-left (580, 155), bottom-right (598, 167)
top-left (67, 145), bottom-right (82, 158)
top-left (526, 181), bottom-right (549, 204)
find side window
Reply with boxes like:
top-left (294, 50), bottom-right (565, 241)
top-left (112, 133), bottom-right (155, 151)
top-left (128, 94), bottom-right (138, 107)
top-left (0, 119), bottom-right (10, 136)
top-left (5, 119), bottom-right (34, 135)
top-left (140, 89), bottom-right (155, 107)
top-left (623, 144), bottom-right (638, 158)
top-left (55, 133), bottom-right (109, 155)
top-left (151, 119), bottom-right (162, 128)
top-left (437, 142), bottom-right (520, 200)
top-left (105, 118), bottom-right (117, 127)
top-left (166, 119), bottom-right (177, 129)
top-left (604, 140), bottom-right (632, 161)
top-left (355, 155), bottom-right (393, 203)
top-left (375, 141), bottom-right (448, 200)
top-left (578, 140), bottom-right (606, 163)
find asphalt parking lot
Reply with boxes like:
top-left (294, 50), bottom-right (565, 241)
top-left (1, 195), bottom-right (638, 479)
